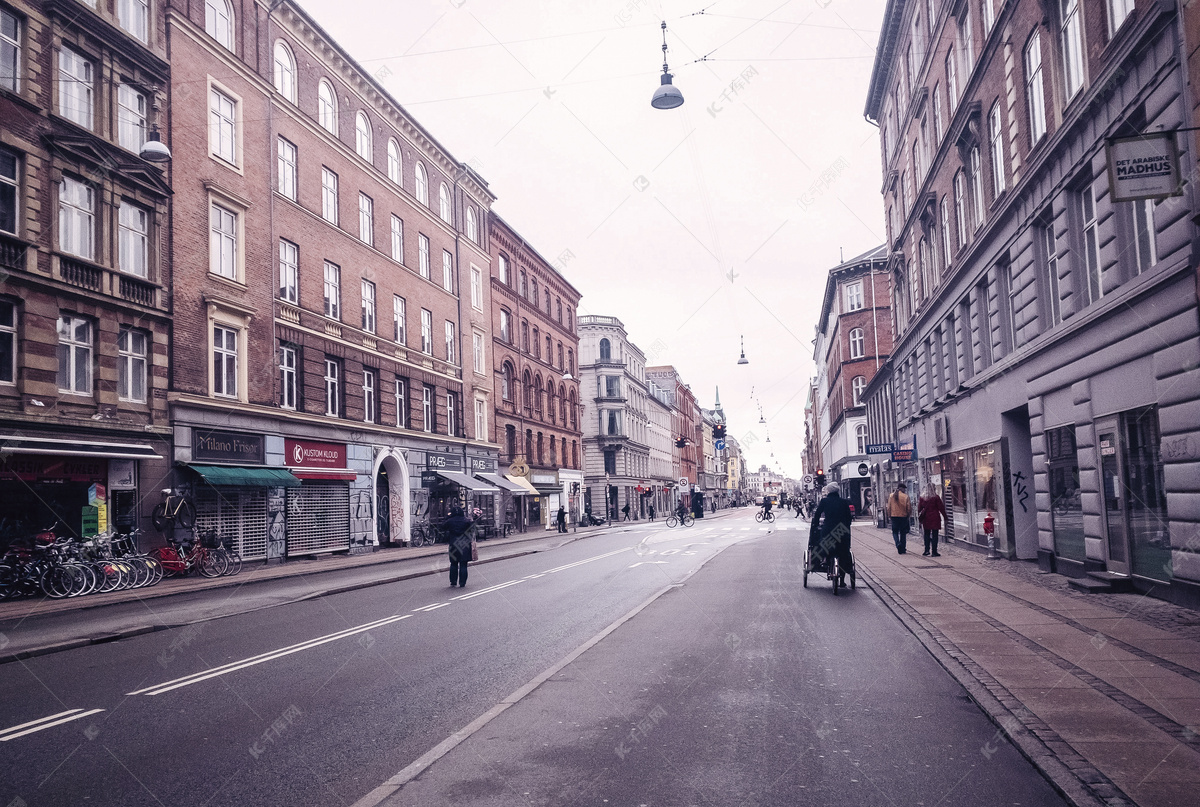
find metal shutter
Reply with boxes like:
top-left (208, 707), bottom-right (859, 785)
top-left (286, 481), bottom-right (350, 556)
top-left (194, 487), bottom-right (269, 560)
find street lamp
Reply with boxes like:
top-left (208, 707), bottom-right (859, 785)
top-left (139, 90), bottom-right (171, 162)
top-left (737, 335), bottom-right (749, 365)
top-left (650, 21), bottom-right (684, 110)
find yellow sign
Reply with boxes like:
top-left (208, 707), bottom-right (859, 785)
top-left (96, 503), bottom-right (108, 533)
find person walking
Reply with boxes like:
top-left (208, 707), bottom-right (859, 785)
top-left (445, 506), bottom-right (475, 588)
top-left (917, 484), bottom-right (946, 556)
top-left (887, 482), bottom-right (913, 554)
top-left (556, 505), bottom-right (567, 534)
top-left (621, 502), bottom-right (631, 521)
top-left (648, 503), bottom-right (656, 521)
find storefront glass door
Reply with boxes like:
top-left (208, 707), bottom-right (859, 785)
top-left (1100, 408), bottom-right (1170, 580)
top-left (1046, 426), bottom-right (1086, 563)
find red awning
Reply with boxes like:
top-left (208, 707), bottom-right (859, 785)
top-left (290, 468), bottom-right (357, 481)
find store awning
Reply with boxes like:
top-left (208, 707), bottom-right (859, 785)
top-left (477, 473), bottom-right (529, 495)
top-left (290, 468), bottom-right (357, 481)
top-left (436, 471), bottom-right (499, 492)
top-left (188, 464), bottom-right (300, 487)
top-left (1, 435), bottom-right (164, 460)
top-left (504, 474), bottom-right (539, 496)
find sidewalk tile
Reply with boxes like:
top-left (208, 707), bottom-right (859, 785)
top-left (976, 656), bottom-right (1093, 690)
top-left (1151, 698), bottom-right (1200, 726)
top-left (1006, 687), bottom-right (1169, 743)
top-left (1068, 740), bottom-right (1200, 784)
top-left (1125, 781), bottom-right (1200, 807)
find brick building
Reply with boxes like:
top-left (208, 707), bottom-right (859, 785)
top-left (489, 214), bottom-right (582, 529)
top-left (164, 0), bottom-right (497, 558)
top-left (866, 0), bottom-right (1200, 605)
top-left (646, 365), bottom-right (700, 512)
top-left (0, 0), bottom-right (173, 543)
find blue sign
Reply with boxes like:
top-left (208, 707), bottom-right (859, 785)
top-left (866, 443), bottom-right (895, 455)
top-left (714, 439), bottom-right (726, 451)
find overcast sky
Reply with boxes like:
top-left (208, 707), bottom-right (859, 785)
top-left (304, 0), bottom-right (889, 479)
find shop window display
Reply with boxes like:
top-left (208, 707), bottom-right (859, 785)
top-left (1046, 425), bottom-right (1085, 563)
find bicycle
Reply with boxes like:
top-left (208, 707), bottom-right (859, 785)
top-left (665, 512), bottom-right (694, 528)
top-left (755, 510), bottom-right (776, 523)
top-left (409, 522), bottom-right (435, 547)
top-left (151, 530), bottom-right (225, 578)
top-left (152, 488), bottom-right (196, 532)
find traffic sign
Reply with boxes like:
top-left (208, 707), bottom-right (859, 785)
top-left (714, 438), bottom-right (726, 451)
top-left (858, 463), bottom-right (869, 477)
top-left (678, 477), bottom-right (689, 487)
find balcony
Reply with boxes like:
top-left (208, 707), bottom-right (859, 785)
top-left (118, 275), bottom-right (157, 307)
top-left (0, 233), bottom-right (28, 272)
top-left (49, 253), bottom-right (165, 311)
top-left (59, 255), bottom-right (103, 291)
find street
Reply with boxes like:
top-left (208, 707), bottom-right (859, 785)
top-left (0, 509), bottom-right (1065, 807)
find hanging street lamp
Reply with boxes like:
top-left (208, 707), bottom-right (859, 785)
top-left (650, 21), bottom-right (684, 110)
top-left (737, 335), bottom-right (749, 365)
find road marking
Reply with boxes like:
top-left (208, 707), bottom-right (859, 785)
top-left (0, 708), bottom-right (106, 742)
top-left (722, 528), bottom-right (733, 531)
top-left (128, 615), bottom-right (411, 696)
top-left (741, 527), bottom-right (751, 531)
top-left (422, 603), bottom-right (450, 611)
top-left (628, 561), bottom-right (668, 568)
top-left (543, 547), bottom-right (632, 574)
top-left (523, 573), bottom-right (545, 579)
top-left (412, 603), bottom-right (446, 612)
top-left (452, 580), bottom-right (523, 600)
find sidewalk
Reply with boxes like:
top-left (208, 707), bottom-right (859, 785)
top-left (854, 522), bottom-right (1200, 807)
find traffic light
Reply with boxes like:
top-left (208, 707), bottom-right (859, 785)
top-left (815, 470), bottom-right (826, 489)
top-left (713, 423), bottom-right (726, 440)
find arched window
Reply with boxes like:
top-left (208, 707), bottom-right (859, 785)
top-left (439, 183), bottom-right (452, 224)
top-left (559, 384), bottom-right (566, 422)
top-left (521, 321), bottom-right (530, 352)
top-left (546, 335), bottom-right (552, 364)
top-left (273, 41), bottom-right (296, 102)
top-left (557, 343), bottom-right (564, 370)
top-left (505, 424), bottom-right (516, 459)
top-left (536, 432), bottom-right (544, 465)
top-left (525, 429), bottom-right (533, 461)
top-left (387, 139), bottom-right (401, 184)
top-left (550, 437), bottom-right (557, 466)
top-left (466, 207), bottom-right (477, 242)
top-left (548, 385), bottom-right (557, 423)
top-left (569, 389), bottom-right (577, 429)
top-left (523, 370), bottom-right (532, 414)
top-left (499, 309), bottom-right (512, 343)
top-left (852, 375), bottom-right (867, 406)
top-left (498, 254), bottom-right (509, 284)
top-left (571, 440), bottom-right (578, 468)
top-left (599, 338), bottom-right (611, 361)
top-left (355, 112), bottom-right (372, 160)
top-left (530, 279), bottom-right (538, 306)
top-left (567, 349), bottom-right (574, 376)
top-left (849, 327), bottom-right (865, 359)
top-left (414, 162), bottom-right (428, 205)
top-left (532, 327), bottom-right (540, 359)
top-left (318, 80), bottom-right (338, 135)
top-left (205, 0), bottom-right (233, 50)
top-left (519, 272), bottom-right (527, 297)
top-left (501, 362), bottom-right (513, 400)
top-left (567, 309), bottom-right (573, 331)
top-left (534, 375), bottom-right (544, 418)
top-left (556, 299), bottom-right (563, 323)
top-left (855, 424), bottom-right (868, 455)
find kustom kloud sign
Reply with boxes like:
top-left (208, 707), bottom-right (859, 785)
top-left (1106, 133), bottom-right (1182, 202)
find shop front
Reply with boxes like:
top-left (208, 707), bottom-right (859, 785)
top-left (530, 471), bottom-right (560, 529)
top-left (420, 452), bottom-right (499, 536)
top-left (922, 440), bottom-right (1010, 556)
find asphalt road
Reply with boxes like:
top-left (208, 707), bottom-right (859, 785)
top-left (0, 509), bottom-right (1067, 807)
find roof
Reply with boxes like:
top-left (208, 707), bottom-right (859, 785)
top-left (864, 0), bottom-right (906, 121)
top-left (816, 244), bottom-right (890, 336)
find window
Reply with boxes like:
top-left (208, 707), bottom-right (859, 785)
top-left (418, 234), bottom-right (430, 279)
top-left (1079, 182), bottom-right (1101, 304)
top-left (279, 345), bottom-right (297, 409)
top-left (422, 386), bottom-right (433, 432)
top-left (363, 369), bottom-right (377, 423)
top-left (531, 326), bottom-right (538, 357)
top-left (212, 324), bottom-right (237, 398)
top-left (599, 338), bottom-right (611, 360)
top-left (856, 424), bottom-right (868, 455)
top-left (466, 207), bottom-right (477, 242)
top-left (530, 278), bottom-right (538, 306)
top-left (946, 51), bottom-right (958, 112)
top-left (277, 137), bottom-right (297, 201)
top-left (118, 201), bottom-right (148, 277)
top-left (473, 330), bottom-right (485, 374)
top-left (321, 168), bottom-right (338, 225)
top-left (118, 326), bottom-right (146, 403)
top-left (209, 86), bottom-right (237, 164)
top-left (969, 147), bottom-right (984, 230)
top-left (1041, 223), bottom-right (1061, 327)
top-left (918, 238), bottom-right (932, 302)
top-left (317, 80), bottom-right (337, 135)
top-left (556, 299), bottom-right (563, 323)
top-left (851, 376), bottom-right (866, 407)
top-left (988, 103), bottom-right (1005, 196)
top-left (1025, 32), bottom-right (1047, 144)
top-left (845, 281), bottom-right (864, 312)
top-left (393, 295), bottom-right (406, 343)
top-left (205, 0), bottom-right (233, 50)
top-left (354, 111), bottom-right (372, 161)
top-left (324, 359), bottom-right (341, 417)
top-left (395, 379), bottom-right (407, 427)
top-left (415, 162), bottom-right (428, 205)
top-left (501, 362), bottom-right (512, 400)
top-left (498, 254), bottom-right (509, 284)
top-left (604, 450), bottom-right (616, 475)
top-left (912, 143), bottom-right (921, 186)
top-left (387, 139), bottom-right (401, 184)
top-left (959, 6), bottom-right (975, 69)
top-left (933, 84), bottom-right (943, 143)
top-left (1, 9), bottom-right (19, 93)
top-left (475, 398), bottom-right (487, 440)
top-left (519, 272), bottom-right (527, 297)
top-left (446, 391), bottom-right (457, 436)
top-left (273, 41), bottom-right (296, 102)
top-left (0, 301), bottom-right (13, 384)
top-left (323, 261), bottom-right (340, 319)
top-left (439, 183), bottom-right (452, 223)
top-left (279, 240), bottom-right (298, 303)
top-left (444, 320), bottom-right (456, 363)
top-left (605, 375), bottom-right (620, 398)
top-left (58, 315), bottom-right (93, 394)
top-left (1121, 197), bottom-right (1155, 278)
top-left (0, 149), bottom-right (13, 236)
top-left (849, 327), bottom-right (865, 359)
top-left (442, 250), bottom-right (453, 292)
top-left (940, 197), bottom-right (952, 265)
top-left (390, 215), bottom-right (404, 262)
top-left (500, 309), bottom-right (512, 343)
top-left (1061, 0), bottom-right (1085, 99)
top-left (471, 266), bottom-right (482, 309)
top-left (420, 308), bottom-right (432, 354)
top-left (209, 203), bottom-right (237, 279)
top-left (1108, 0), bottom-right (1134, 36)
top-left (569, 389), bottom-right (577, 427)
top-left (117, 85), bottom-right (147, 151)
top-left (981, 0), bottom-right (994, 35)
top-left (358, 193), bottom-right (373, 245)
top-left (58, 177), bottom-right (94, 260)
top-left (59, 48), bottom-right (93, 129)
top-left (567, 349), bottom-right (574, 376)
top-left (361, 279), bottom-right (376, 333)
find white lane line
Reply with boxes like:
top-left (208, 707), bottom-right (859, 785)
top-left (412, 604), bottom-right (446, 612)
top-left (543, 547), bottom-right (632, 574)
top-left (423, 603), bottom-right (450, 611)
top-left (0, 709), bottom-right (105, 742)
top-left (453, 580), bottom-right (523, 600)
top-left (740, 527), bottom-right (751, 531)
top-left (722, 528), bottom-right (733, 531)
top-left (523, 573), bottom-right (545, 580)
top-left (129, 615), bottom-right (411, 696)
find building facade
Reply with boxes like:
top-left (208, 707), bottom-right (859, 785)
top-left (645, 376), bottom-right (675, 514)
top-left (867, 0), bottom-right (1200, 605)
top-left (647, 365), bottom-right (700, 511)
top-left (490, 215), bottom-right (582, 529)
top-left (0, 0), bottom-right (173, 544)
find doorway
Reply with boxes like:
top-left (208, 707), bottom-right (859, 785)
top-left (1097, 407), bottom-right (1170, 580)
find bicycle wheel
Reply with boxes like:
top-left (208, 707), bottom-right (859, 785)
top-left (40, 565), bottom-right (72, 598)
top-left (682, 514), bottom-right (694, 527)
top-left (151, 503), bottom-right (171, 532)
top-left (96, 562), bottom-right (122, 593)
top-left (217, 548), bottom-right (242, 576)
top-left (143, 554), bottom-right (164, 585)
top-left (754, 512), bottom-right (763, 522)
top-left (665, 516), bottom-right (677, 528)
top-left (151, 547), bottom-right (185, 577)
top-left (831, 557), bottom-right (840, 596)
top-left (198, 549), bottom-right (226, 578)
top-left (767, 512), bottom-right (775, 523)
top-left (176, 499), bottom-right (197, 530)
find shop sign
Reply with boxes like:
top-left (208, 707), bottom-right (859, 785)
top-left (468, 456), bottom-right (497, 473)
top-left (194, 430), bottom-right (265, 464)
top-left (858, 463), bottom-right (869, 477)
top-left (88, 483), bottom-right (106, 505)
top-left (286, 439), bottom-right (347, 469)
top-left (0, 454), bottom-right (107, 482)
top-left (531, 473), bottom-right (557, 486)
top-left (866, 443), bottom-right (894, 454)
top-left (892, 447), bottom-right (918, 462)
top-left (420, 470), bottom-right (441, 488)
top-left (1106, 133), bottom-right (1182, 202)
top-left (109, 459), bottom-right (137, 489)
top-left (81, 505), bottom-right (99, 536)
top-left (426, 452), bottom-right (463, 471)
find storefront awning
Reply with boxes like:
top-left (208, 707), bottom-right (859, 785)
top-left (504, 474), bottom-right (539, 496)
top-left (477, 473), bottom-right (529, 494)
top-left (290, 468), bottom-right (357, 481)
top-left (1, 435), bottom-right (164, 460)
top-left (436, 471), bottom-right (499, 492)
top-left (188, 464), bottom-right (300, 487)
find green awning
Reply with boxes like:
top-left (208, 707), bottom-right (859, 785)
top-left (187, 464), bottom-right (301, 487)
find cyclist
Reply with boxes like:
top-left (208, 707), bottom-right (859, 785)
top-left (761, 496), bottom-right (774, 521)
top-left (809, 483), bottom-right (854, 586)
top-left (675, 500), bottom-right (689, 522)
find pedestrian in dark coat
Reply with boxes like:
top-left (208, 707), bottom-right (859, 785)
top-left (809, 484), bottom-right (854, 584)
top-left (918, 484), bottom-right (946, 556)
top-left (621, 503), bottom-right (631, 521)
top-left (445, 506), bottom-right (474, 588)
top-left (556, 506), bottom-right (567, 533)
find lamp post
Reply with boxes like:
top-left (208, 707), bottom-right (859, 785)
top-left (650, 21), bottom-right (684, 109)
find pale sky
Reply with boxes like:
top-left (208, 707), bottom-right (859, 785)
top-left (304, 0), bottom-right (889, 478)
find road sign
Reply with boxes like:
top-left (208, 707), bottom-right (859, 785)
top-left (802, 474), bottom-right (813, 489)
top-left (858, 463), bottom-right (869, 477)
top-left (714, 438), bottom-right (726, 451)
top-left (678, 477), bottom-right (689, 487)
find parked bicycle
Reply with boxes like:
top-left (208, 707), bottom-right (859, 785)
top-left (152, 488), bottom-right (196, 532)
top-left (151, 529), bottom-right (226, 578)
